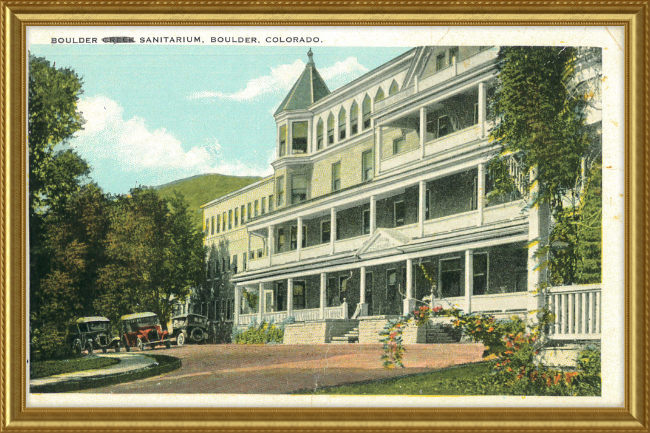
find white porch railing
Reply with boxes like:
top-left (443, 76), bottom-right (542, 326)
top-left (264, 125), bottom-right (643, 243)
top-left (423, 210), bottom-right (478, 237)
top-left (236, 303), bottom-right (348, 326)
top-left (547, 284), bottom-right (601, 340)
top-left (424, 125), bottom-right (481, 158)
top-left (432, 292), bottom-right (528, 314)
top-left (335, 235), bottom-right (370, 253)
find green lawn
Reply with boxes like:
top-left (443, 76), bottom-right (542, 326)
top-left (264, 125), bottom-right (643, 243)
top-left (30, 356), bottom-right (120, 379)
top-left (300, 363), bottom-right (497, 395)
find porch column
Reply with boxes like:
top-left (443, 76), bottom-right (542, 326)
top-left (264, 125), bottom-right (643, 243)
top-left (287, 278), bottom-right (294, 318)
top-left (268, 225), bottom-right (274, 266)
top-left (403, 259), bottom-right (416, 315)
top-left (369, 195), bottom-right (377, 234)
top-left (478, 82), bottom-right (487, 138)
top-left (330, 207), bottom-right (337, 255)
top-left (359, 266), bottom-right (368, 317)
top-left (527, 167), bottom-right (549, 324)
top-left (258, 282), bottom-right (265, 323)
top-left (418, 180), bottom-right (426, 237)
top-left (234, 285), bottom-right (241, 326)
top-left (246, 232), bottom-right (251, 270)
top-left (297, 216), bottom-right (303, 260)
top-left (375, 126), bottom-right (383, 175)
top-left (419, 107), bottom-right (427, 159)
top-left (465, 250), bottom-right (474, 314)
top-left (477, 163), bottom-right (485, 226)
top-left (320, 273), bottom-right (327, 320)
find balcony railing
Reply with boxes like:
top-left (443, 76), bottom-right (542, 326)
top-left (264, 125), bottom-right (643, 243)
top-left (433, 291), bottom-right (528, 314)
top-left (547, 284), bottom-right (601, 340)
top-left (423, 209), bottom-right (478, 237)
top-left (424, 125), bottom-right (482, 158)
top-left (235, 303), bottom-right (348, 326)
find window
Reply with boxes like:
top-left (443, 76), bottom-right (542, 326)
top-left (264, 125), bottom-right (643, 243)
top-left (228, 210), bottom-right (233, 230)
top-left (425, 188), bottom-right (430, 220)
top-left (222, 212), bottom-right (226, 231)
top-left (268, 195), bottom-right (274, 212)
top-left (440, 258), bottom-right (462, 297)
top-left (276, 228), bottom-right (285, 252)
top-left (393, 135), bottom-right (405, 155)
top-left (317, 119), bottom-right (324, 150)
top-left (473, 253), bottom-right (488, 295)
top-left (232, 255), bottom-right (238, 274)
top-left (331, 162), bottom-right (341, 191)
top-left (217, 215), bottom-right (221, 233)
top-left (363, 208), bottom-right (371, 235)
top-left (234, 208), bottom-right (239, 227)
top-left (290, 225), bottom-right (307, 250)
top-left (240, 205), bottom-right (245, 224)
top-left (438, 115), bottom-right (452, 138)
top-left (362, 95), bottom-right (372, 130)
top-left (474, 103), bottom-right (479, 125)
top-left (361, 150), bottom-right (374, 182)
top-left (292, 121), bottom-right (308, 154)
top-left (374, 87), bottom-right (385, 103)
top-left (436, 53), bottom-right (446, 70)
top-left (261, 197), bottom-right (266, 214)
top-left (291, 174), bottom-right (308, 204)
top-left (279, 125), bottom-right (287, 156)
top-left (321, 220), bottom-right (331, 244)
top-left (350, 102), bottom-right (359, 136)
top-left (277, 176), bottom-right (285, 206)
top-left (226, 255), bottom-right (231, 271)
top-left (242, 252), bottom-right (247, 271)
top-left (205, 218), bottom-right (209, 234)
top-left (257, 248), bottom-right (263, 259)
top-left (293, 281), bottom-right (306, 310)
top-left (449, 47), bottom-right (459, 64)
top-left (470, 175), bottom-right (478, 211)
top-left (394, 200), bottom-right (405, 227)
top-left (327, 114), bottom-right (335, 144)
top-left (327, 277), bottom-right (338, 307)
top-left (254, 200), bottom-right (259, 217)
top-left (338, 108), bottom-right (346, 140)
top-left (365, 272), bottom-right (374, 315)
top-left (247, 203), bottom-right (252, 221)
top-left (210, 216), bottom-right (215, 235)
top-left (389, 80), bottom-right (399, 96)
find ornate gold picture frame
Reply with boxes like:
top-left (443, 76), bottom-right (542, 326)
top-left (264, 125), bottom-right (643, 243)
top-left (2, 2), bottom-right (647, 431)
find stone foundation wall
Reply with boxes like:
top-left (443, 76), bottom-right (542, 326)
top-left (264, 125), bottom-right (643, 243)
top-left (283, 320), bottom-right (359, 344)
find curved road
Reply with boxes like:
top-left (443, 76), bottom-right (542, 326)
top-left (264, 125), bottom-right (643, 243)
top-left (81, 343), bottom-right (484, 394)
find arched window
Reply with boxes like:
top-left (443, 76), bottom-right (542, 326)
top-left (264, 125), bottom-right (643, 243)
top-left (317, 118), bottom-right (324, 150)
top-left (389, 80), bottom-right (399, 96)
top-left (374, 87), bottom-right (385, 103)
top-left (350, 101), bottom-right (359, 136)
top-left (362, 95), bottom-right (372, 130)
top-left (327, 113), bottom-right (335, 145)
top-left (338, 107), bottom-right (347, 140)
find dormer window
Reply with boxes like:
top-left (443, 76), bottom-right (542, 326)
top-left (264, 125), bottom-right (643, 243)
top-left (374, 87), bottom-right (385, 103)
top-left (327, 114), bottom-right (335, 145)
top-left (317, 119), bottom-right (324, 150)
top-left (362, 95), bottom-right (371, 130)
top-left (292, 121), bottom-right (308, 154)
top-left (389, 80), bottom-right (399, 96)
top-left (338, 108), bottom-right (346, 140)
top-left (350, 102), bottom-right (359, 136)
top-left (279, 125), bottom-right (287, 157)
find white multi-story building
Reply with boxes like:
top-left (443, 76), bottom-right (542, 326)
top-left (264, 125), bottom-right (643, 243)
top-left (201, 46), bottom-right (602, 344)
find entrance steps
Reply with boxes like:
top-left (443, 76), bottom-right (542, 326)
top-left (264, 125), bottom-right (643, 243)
top-left (331, 326), bottom-right (359, 344)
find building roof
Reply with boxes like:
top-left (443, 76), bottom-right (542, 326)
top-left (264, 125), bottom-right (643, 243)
top-left (274, 49), bottom-right (330, 116)
top-left (120, 312), bottom-right (157, 321)
top-left (76, 316), bottom-right (110, 323)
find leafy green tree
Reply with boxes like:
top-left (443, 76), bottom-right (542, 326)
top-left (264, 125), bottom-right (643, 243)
top-left (29, 55), bottom-right (90, 318)
top-left (96, 189), bottom-right (205, 327)
top-left (575, 162), bottom-right (602, 283)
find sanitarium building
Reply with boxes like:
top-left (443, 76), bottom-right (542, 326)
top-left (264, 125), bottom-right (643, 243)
top-left (200, 46), bottom-right (602, 344)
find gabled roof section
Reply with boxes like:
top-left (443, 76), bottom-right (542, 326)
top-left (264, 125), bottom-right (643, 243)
top-left (355, 228), bottom-right (411, 258)
top-left (274, 49), bottom-right (330, 116)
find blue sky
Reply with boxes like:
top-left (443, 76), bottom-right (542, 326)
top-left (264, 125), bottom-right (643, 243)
top-left (29, 45), bottom-right (409, 194)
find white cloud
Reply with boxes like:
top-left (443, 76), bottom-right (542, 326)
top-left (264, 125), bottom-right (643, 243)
top-left (189, 57), bottom-right (369, 102)
top-left (71, 96), bottom-right (269, 190)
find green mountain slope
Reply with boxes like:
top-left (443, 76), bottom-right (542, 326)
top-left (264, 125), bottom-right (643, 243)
top-left (156, 174), bottom-right (262, 229)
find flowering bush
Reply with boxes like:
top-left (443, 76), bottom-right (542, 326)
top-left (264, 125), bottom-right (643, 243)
top-left (234, 320), bottom-right (284, 344)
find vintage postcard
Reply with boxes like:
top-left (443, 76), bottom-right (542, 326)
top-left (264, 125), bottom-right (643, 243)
top-left (25, 25), bottom-right (624, 409)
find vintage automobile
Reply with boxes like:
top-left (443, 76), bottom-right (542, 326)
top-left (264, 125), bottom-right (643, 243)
top-left (170, 313), bottom-right (208, 346)
top-left (120, 312), bottom-right (171, 352)
top-left (68, 317), bottom-right (121, 354)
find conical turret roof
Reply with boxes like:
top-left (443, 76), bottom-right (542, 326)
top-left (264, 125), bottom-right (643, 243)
top-left (274, 49), bottom-right (330, 116)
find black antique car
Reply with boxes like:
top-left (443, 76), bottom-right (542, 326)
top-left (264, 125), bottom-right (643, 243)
top-left (170, 313), bottom-right (208, 346)
top-left (68, 317), bottom-right (121, 354)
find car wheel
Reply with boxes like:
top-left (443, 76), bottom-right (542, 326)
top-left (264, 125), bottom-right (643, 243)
top-left (87, 341), bottom-right (94, 354)
top-left (115, 344), bottom-right (121, 353)
top-left (102, 347), bottom-right (107, 354)
top-left (137, 338), bottom-right (145, 351)
top-left (191, 328), bottom-right (204, 342)
top-left (73, 339), bottom-right (82, 355)
top-left (177, 331), bottom-right (187, 346)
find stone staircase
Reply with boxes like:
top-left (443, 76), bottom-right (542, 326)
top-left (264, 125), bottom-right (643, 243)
top-left (425, 323), bottom-right (460, 344)
top-left (331, 326), bottom-right (359, 344)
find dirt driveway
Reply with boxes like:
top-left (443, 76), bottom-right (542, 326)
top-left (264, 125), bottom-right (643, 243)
top-left (82, 343), bottom-right (485, 394)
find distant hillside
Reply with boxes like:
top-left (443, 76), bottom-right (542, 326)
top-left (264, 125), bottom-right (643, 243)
top-left (156, 174), bottom-right (262, 229)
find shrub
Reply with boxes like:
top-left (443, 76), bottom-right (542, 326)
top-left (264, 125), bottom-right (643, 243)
top-left (235, 320), bottom-right (284, 344)
top-left (30, 322), bottom-right (72, 362)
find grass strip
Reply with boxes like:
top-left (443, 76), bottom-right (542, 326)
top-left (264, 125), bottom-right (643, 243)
top-left (30, 356), bottom-right (120, 379)
top-left (30, 354), bottom-right (181, 394)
